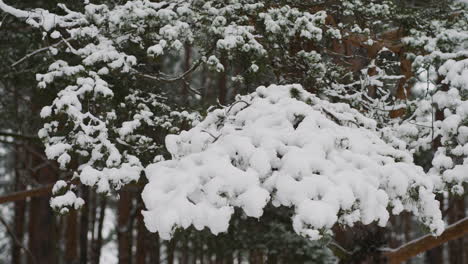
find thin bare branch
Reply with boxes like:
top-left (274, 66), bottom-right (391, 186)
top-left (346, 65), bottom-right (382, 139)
top-left (327, 241), bottom-right (353, 260)
top-left (135, 57), bottom-right (204, 83)
top-left (0, 215), bottom-right (37, 264)
top-left (11, 38), bottom-right (69, 67)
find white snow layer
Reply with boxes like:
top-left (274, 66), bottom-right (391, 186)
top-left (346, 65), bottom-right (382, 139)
top-left (142, 84), bottom-right (444, 240)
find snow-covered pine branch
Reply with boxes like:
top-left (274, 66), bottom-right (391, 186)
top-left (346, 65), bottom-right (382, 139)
top-left (142, 84), bottom-right (444, 240)
top-left (0, 0), bottom-right (331, 210)
top-left (2, 0), bottom-right (467, 251)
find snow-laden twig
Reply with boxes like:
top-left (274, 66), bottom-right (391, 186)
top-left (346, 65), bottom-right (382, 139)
top-left (11, 38), bottom-right (69, 67)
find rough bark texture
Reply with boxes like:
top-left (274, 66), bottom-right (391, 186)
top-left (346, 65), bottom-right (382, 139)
top-left (136, 207), bottom-right (147, 264)
top-left (167, 239), bottom-right (176, 264)
top-left (217, 55), bottom-right (227, 105)
top-left (448, 195), bottom-right (466, 264)
top-left (118, 190), bottom-right (133, 264)
top-left (80, 186), bottom-right (90, 264)
top-left (12, 149), bottom-right (26, 264)
top-left (92, 196), bottom-right (107, 264)
top-left (27, 150), bottom-right (57, 264)
top-left (65, 210), bottom-right (78, 264)
top-left (148, 233), bottom-right (161, 264)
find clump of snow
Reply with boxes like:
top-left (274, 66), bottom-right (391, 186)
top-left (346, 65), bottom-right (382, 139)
top-left (79, 163), bottom-right (142, 193)
top-left (52, 180), bottom-right (68, 194)
top-left (142, 84), bottom-right (444, 240)
top-left (50, 190), bottom-right (85, 213)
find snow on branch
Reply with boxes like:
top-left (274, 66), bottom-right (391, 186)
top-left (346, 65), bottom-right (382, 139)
top-left (0, 0), bottom-right (85, 31)
top-left (142, 84), bottom-right (444, 240)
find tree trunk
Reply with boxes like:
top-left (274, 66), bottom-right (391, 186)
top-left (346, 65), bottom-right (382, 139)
top-left (92, 196), bottom-right (106, 264)
top-left (118, 190), bottom-right (132, 264)
top-left (65, 210), bottom-right (78, 264)
top-left (80, 186), bottom-right (90, 264)
top-left (181, 238), bottom-right (189, 264)
top-left (12, 147), bottom-right (25, 264)
top-left (218, 55), bottom-right (227, 105)
top-left (89, 192), bottom-right (97, 251)
top-left (266, 252), bottom-right (278, 264)
top-left (28, 151), bottom-right (57, 264)
top-left (167, 239), bottom-right (176, 264)
top-left (200, 242), bottom-right (205, 264)
top-left (148, 233), bottom-right (160, 264)
top-left (135, 211), bottom-right (147, 264)
top-left (28, 189), bottom-right (56, 264)
top-left (448, 195), bottom-right (465, 264)
top-left (249, 249), bottom-right (263, 264)
top-left (183, 45), bottom-right (192, 104)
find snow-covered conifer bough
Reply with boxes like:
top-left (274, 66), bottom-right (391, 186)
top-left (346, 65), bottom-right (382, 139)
top-left (142, 84), bottom-right (444, 240)
top-left (1, 0), bottom-right (467, 244)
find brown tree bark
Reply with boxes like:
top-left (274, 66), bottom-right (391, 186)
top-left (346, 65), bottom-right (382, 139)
top-left (12, 147), bottom-right (26, 264)
top-left (89, 192), bottom-right (97, 250)
top-left (217, 55), bottom-right (227, 105)
top-left (92, 196), bottom-right (107, 264)
top-left (27, 152), bottom-right (57, 264)
top-left (384, 217), bottom-right (468, 264)
top-left (65, 210), bottom-right (78, 264)
top-left (266, 252), bottom-right (278, 264)
top-left (199, 242), bottom-right (205, 264)
top-left (148, 233), bottom-right (160, 264)
top-left (135, 211), bottom-right (147, 264)
top-left (118, 190), bottom-right (132, 264)
top-left (249, 249), bottom-right (263, 264)
top-left (180, 237), bottom-right (189, 264)
top-left (448, 195), bottom-right (465, 264)
top-left (167, 239), bottom-right (176, 264)
top-left (80, 186), bottom-right (90, 264)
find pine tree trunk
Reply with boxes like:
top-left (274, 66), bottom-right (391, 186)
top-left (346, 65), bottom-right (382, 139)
top-left (80, 186), bottom-right (90, 264)
top-left (404, 213), bottom-right (412, 264)
top-left (136, 211), bottom-right (147, 264)
top-left (183, 45), bottom-right (192, 104)
top-left (266, 252), bottom-right (278, 264)
top-left (148, 233), bottom-right (160, 264)
top-left (181, 238), bottom-right (189, 264)
top-left (218, 55), bottom-right (227, 105)
top-left (12, 147), bottom-right (25, 264)
top-left (249, 249), bottom-right (263, 264)
top-left (28, 151), bottom-right (57, 264)
top-left (89, 192), bottom-right (97, 250)
top-left (215, 244), bottom-right (223, 264)
top-left (192, 241), bottom-right (199, 264)
top-left (448, 195), bottom-right (465, 264)
top-left (199, 242), bottom-right (205, 264)
top-left (65, 210), bottom-right (78, 264)
top-left (118, 190), bottom-right (132, 264)
top-left (167, 240), bottom-right (176, 264)
top-left (92, 196), bottom-right (106, 264)
top-left (28, 189), bottom-right (56, 264)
